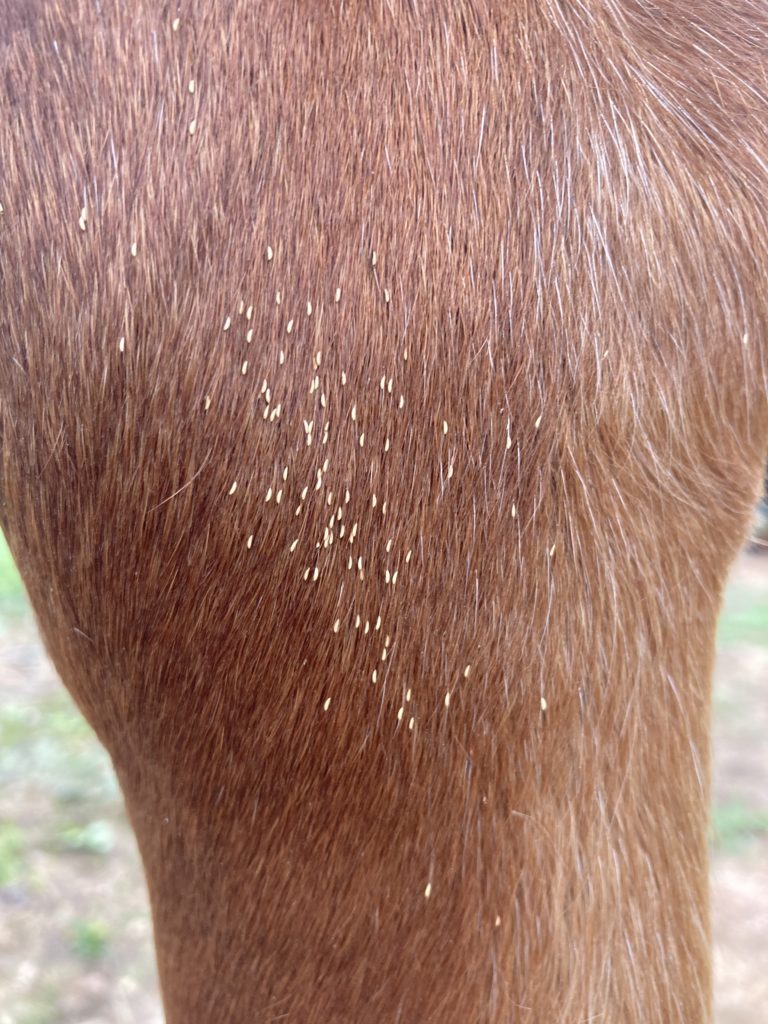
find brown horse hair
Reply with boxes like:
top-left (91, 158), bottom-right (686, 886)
top-left (1, 1), bottom-right (767, 1021)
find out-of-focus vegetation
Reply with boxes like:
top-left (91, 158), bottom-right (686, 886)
top-left (0, 537), bottom-right (25, 617)
top-left (0, 535), bottom-right (160, 1024)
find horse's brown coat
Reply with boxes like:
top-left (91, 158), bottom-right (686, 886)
top-left (1, 1), bottom-right (767, 1021)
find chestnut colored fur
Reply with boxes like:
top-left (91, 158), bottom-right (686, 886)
top-left (1, 2), bottom-right (767, 1021)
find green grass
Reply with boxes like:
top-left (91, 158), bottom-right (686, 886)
top-left (57, 820), bottom-right (116, 856)
top-left (11, 988), bottom-right (60, 1024)
top-left (0, 533), bottom-right (26, 617)
top-left (71, 919), bottom-right (110, 961)
top-left (711, 800), bottom-right (768, 853)
top-left (0, 821), bottom-right (25, 886)
top-left (717, 583), bottom-right (768, 647)
top-left (0, 693), bottom-right (119, 805)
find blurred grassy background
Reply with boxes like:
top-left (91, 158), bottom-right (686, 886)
top-left (0, 534), bottom-right (766, 1024)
